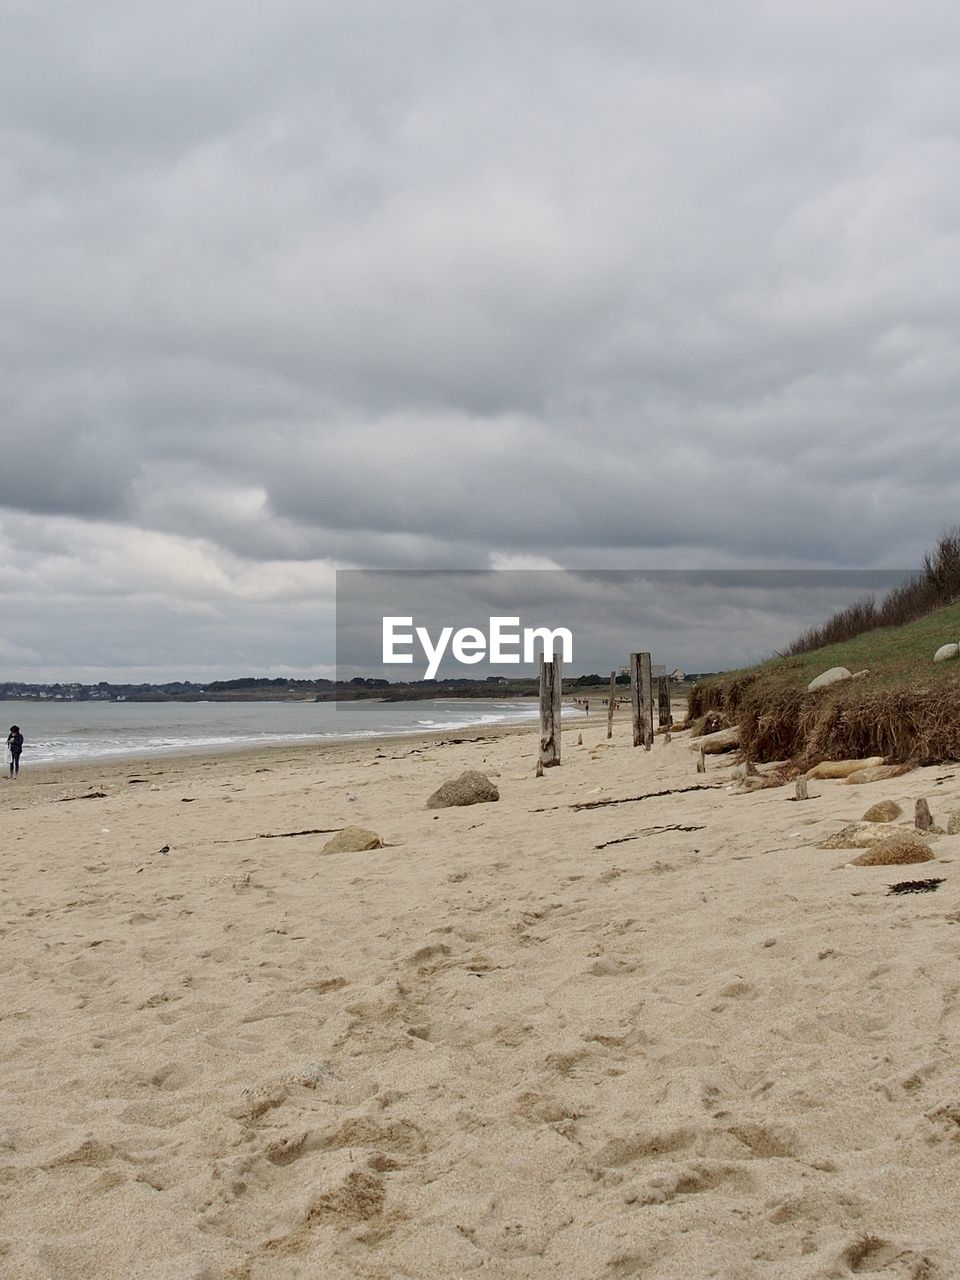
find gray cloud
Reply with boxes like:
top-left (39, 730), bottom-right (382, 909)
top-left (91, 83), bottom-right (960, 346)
top-left (1, 1), bottom-right (958, 677)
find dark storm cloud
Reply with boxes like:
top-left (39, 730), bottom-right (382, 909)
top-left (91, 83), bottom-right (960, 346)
top-left (2, 1), bottom-right (959, 676)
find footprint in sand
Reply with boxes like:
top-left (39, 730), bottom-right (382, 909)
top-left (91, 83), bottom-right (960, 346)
top-left (623, 1159), bottom-right (754, 1206)
top-left (587, 955), bottom-right (640, 977)
top-left (593, 1127), bottom-right (695, 1168)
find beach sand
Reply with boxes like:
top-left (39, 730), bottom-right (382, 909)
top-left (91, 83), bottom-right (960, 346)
top-left (1, 711), bottom-right (959, 1278)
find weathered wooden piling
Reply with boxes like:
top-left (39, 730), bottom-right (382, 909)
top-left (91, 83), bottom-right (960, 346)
top-left (657, 675), bottom-right (672, 743)
top-left (630, 652), bottom-right (654, 750)
top-left (640, 653), bottom-right (653, 750)
top-left (539, 652), bottom-right (562, 768)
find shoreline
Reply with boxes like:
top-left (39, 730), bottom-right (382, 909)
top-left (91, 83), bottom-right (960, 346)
top-left (8, 717), bottom-right (550, 794)
top-left (2, 696), bottom-right (594, 777)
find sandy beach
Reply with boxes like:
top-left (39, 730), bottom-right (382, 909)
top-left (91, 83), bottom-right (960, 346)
top-left (2, 711), bottom-right (959, 1279)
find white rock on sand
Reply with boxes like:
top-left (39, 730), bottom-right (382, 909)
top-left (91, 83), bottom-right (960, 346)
top-left (2, 721), bottom-right (959, 1278)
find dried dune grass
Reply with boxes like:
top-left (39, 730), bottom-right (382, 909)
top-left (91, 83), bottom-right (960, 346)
top-left (688, 680), bottom-right (960, 766)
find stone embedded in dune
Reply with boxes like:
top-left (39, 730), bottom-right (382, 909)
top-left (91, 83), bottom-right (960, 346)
top-left (806, 757), bottom-right (884, 780)
top-left (426, 770), bottom-right (499, 809)
top-left (807, 666), bottom-right (852, 691)
top-left (322, 826), bottom-right (383, 852)
top-left (862, 800), bottom-right (903, 823)
top-left (933, 643), bottom-right (959, 663)
top-left (843, 764), bottom-right (911, 785)
top-left (948, 811), bottom-right (960, 835)
top-left (850, 835), bottom-right (935, 866)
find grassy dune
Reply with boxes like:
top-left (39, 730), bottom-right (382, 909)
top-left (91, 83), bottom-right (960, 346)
top-left (688, 600), bottom-right (960, 764)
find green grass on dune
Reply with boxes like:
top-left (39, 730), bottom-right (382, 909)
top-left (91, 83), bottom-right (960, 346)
top-left (702, 599), bottom-right (960, 700)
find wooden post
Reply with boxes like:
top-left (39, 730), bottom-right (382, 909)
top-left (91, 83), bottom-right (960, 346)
top-left (553, 653), bottom-right (563, 759)
top-left (630, 653), bottom-right (641, 747)
top-left (697, 749), bottom-right (706, 773)
top-left (795, 777), bottom-right (809, 800)
top-left (639, 653), bottom-right (653, 751)
top-left (607, 671), bottom-right (616, 739)
top-left (658, 675), bottom-right (672, 742)
top-left (539, 652), bottom-right (561, 768)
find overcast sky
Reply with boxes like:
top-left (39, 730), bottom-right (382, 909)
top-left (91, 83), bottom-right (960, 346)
top-left (2, 1), bottom-right (958, 681)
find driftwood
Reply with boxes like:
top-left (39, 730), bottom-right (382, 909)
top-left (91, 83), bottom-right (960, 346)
top-left (688, 727), bottom-right (740, 754)
top-left (594, 823), bottom-right (706, 850)
top-left (805, 757), bottom-right (884, 780)
top-left (57, 791), bottom-right (107, 802)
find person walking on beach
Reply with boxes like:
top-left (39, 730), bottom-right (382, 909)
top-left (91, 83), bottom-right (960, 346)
top-left (6, 725), bottom-right (23, 779)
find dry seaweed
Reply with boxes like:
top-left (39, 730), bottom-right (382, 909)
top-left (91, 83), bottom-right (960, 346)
top-left (887, 879), bottom-right (944, 895)
top-left (594, 824), bottom-right (706, 850)
top-left (571, 783), bottom-right (719, 811)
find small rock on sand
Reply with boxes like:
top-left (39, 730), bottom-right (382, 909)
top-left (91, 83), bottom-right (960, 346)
top-left (322, 826), bottom-right (383, 853)
top-left (426, 770), bottom-right (499, 809)
top-left (850, 835), bottom-right (934, 866)
top-left (862, 800), bottom-right (902, 822)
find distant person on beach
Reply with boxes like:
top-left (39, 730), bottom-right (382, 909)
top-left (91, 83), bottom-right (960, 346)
top-left (6, 725), bottom-right (23, 778)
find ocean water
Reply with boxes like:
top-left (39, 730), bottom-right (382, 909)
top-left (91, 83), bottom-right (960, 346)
top-left (0, 697), bottom-right (582, 766)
